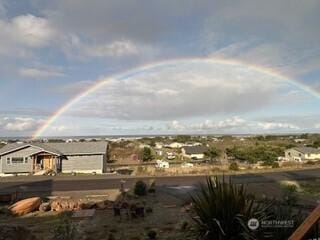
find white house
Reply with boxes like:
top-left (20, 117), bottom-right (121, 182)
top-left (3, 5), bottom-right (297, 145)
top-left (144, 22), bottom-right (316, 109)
top-left (167, 142), bottom-right (184, 149)
top-left (155, 142), bottom-right (164, 149)
top-left (285, 147), bottom-right (320, 162)
top-left (183, 142), bottom-right (202, 147)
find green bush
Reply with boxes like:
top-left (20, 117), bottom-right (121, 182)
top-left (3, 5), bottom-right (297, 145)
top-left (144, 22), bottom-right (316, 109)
top-left (271, 162), bottom-right (280, 168)
top-left (141, 147), bottom-right (153, 162)
top-left (148, 179), bottom-right (156, 193)
top-left (52, 212), bottom-right (77, 240)
top-left (191, 176), bottom-right (271, 240)
top-left (147, 229), bottom-right (157, 240)
top-left (229, 162), bottom-right (239, 171)
top-left (226, 145), bottom-right (284, 164)
top-left (134, 180), bottom-right (147, 196)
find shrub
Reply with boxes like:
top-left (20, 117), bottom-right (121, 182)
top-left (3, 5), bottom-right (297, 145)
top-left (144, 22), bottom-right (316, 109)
top-left (229, 162), bottom-right (239, 171)
top-left (147, 230), bottom-right (157, 240)
top-left (190, 176), bottom-right (271, 240)
top-left (282, 184), bottom-right (298, 205)
top-left (271, 162), bottom-right (280, 168)
top-left (134, 180), bottom-right (147, 196)
top-left (305, 160), bottom-right (316, 165)
top-left (141, 147), bottom-right (153, 162)
top-left (52, 212), bottom-right (77, 240)
top-left (148, 179), bottom-right (156, 193)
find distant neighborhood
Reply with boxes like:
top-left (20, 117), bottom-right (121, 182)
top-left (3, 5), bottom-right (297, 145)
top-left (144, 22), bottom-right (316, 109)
top-left (0, 134), bottom-right (320, 176)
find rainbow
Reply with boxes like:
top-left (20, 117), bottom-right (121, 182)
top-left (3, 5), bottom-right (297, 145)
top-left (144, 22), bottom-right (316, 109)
top-left (32, 57), bottom-right (320, 139)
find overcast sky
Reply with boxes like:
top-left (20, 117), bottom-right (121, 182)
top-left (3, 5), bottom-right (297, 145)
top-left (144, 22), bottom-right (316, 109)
top-left (0, 0), bottom-right (319, 137)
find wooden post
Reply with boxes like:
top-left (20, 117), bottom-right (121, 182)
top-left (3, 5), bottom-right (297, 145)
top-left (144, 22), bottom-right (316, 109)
top-left (289, 204), bottom-right (320, 240)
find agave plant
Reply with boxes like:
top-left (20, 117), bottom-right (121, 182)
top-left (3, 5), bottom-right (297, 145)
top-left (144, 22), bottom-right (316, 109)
top-left (190, 176), bottom-right (271, 240)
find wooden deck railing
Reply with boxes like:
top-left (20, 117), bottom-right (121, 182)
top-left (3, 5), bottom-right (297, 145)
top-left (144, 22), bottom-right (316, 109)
top-left (289, 204), bottom-right (320, 240)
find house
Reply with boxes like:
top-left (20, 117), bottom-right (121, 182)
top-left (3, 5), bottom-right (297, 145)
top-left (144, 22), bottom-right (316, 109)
top-left (183, 142), bottom-right (202, 147)
top-left (155, 142), bottom-right (164, 149)
top-left (181, 145), bottom-right (208, 160)
top-left (284, 147), bottom-right (320, 162)
top-left (0, 142), bottom-right (109, 175)
top-left (167, 142), bottom-right (184, 148)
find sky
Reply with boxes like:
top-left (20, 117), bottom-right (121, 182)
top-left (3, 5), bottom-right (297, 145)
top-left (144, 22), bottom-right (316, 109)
top-left (0, 0), bottom-right (319, 137)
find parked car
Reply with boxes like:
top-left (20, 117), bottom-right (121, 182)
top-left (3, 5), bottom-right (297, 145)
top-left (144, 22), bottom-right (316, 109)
top-left (156, 160), bottom-right (170, 169)
top-left (166, 152), bottom-right (176, 160)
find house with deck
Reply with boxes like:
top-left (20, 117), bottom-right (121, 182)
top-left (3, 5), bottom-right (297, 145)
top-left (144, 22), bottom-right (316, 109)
top-left (0, 142), bottom-right (109, 175)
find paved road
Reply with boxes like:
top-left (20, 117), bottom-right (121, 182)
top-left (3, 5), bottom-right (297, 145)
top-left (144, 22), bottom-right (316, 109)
top-left (0, 168), bottom-right (319, 194)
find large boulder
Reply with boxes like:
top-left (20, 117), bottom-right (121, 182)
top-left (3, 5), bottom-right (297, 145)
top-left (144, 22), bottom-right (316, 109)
top-left (0, 224), bottom-right (37, 240)
top-left (8, 197), bottom-right (41, 216)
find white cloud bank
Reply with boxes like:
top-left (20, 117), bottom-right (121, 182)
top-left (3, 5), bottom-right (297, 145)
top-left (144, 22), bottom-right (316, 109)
top-left (167, 116), bottom-right (300, 133)
top-left (0, 14), bottom-right (56, 57)
top-left (0, 117), bottom-right (44, 132)
top-left (65, 60), bottom-right (295, 120)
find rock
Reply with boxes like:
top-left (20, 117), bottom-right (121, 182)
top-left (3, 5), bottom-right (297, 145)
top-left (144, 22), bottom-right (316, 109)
top-left (8, 197), bottom-right (41, 216)
top-left (96, 201), bottom-right (106, 210)
top-left (39, 202), bottom-right (51, 212)
top-left (0, 224), bottom-right (37, 240)
top-left (51, 198), bottom-right (80, 211)
top-left (83, 201), bottom-right (96, 209)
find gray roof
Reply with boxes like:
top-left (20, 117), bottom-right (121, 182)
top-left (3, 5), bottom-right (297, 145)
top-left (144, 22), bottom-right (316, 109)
top-left (0, 142), bottom-right (108, 156)
top-left (183, 145), bottom-right (208, 155)
top-left (0, 143), bottom-right (62, 156)
top-left (293, 147), bottom-right (320, 154)
top-left (44, 142), bottom-right (107, 155)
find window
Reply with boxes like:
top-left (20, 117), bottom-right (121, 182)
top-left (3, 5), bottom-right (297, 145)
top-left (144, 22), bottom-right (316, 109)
top-left (11, 157), bottom-right (24, 164)
top-left (24, 157), bottom-right (28, 163)
top-left (6, 158), bottom-right (10, 164)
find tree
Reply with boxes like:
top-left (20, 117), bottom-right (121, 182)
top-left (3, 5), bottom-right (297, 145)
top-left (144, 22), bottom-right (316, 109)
top-left (142, 147), bottom-right (153, 162)
top-left (204, 147), bottom-right (221, 162)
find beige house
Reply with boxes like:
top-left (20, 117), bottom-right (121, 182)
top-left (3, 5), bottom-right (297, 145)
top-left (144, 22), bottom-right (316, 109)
top-left (284, 147), bottom-right (320, 162)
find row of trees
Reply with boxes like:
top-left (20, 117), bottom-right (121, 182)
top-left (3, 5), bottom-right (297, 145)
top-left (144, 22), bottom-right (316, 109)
top-left (226, 145), bottom-right (284, 165)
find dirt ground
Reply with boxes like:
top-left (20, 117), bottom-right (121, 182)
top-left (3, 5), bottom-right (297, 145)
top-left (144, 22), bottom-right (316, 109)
top-left (0, 180), bottom-right (318, 240)
top-left (0, 188), bottom-right (193, 240)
